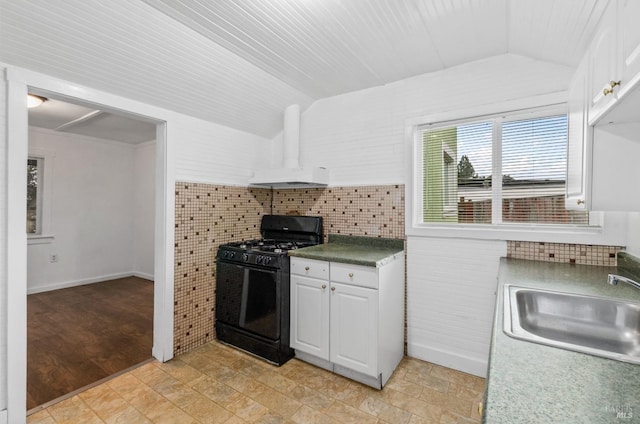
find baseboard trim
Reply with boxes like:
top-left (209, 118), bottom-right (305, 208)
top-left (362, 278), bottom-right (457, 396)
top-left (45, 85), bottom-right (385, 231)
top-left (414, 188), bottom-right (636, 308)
top-left (407, 342), bottom-right (488, 378)
top-left (0, 409), bottom-right (6, 424)
top-left (133, 271), bottom-right (154, 281)
top-left (27, 271), bottom-right (152, 294)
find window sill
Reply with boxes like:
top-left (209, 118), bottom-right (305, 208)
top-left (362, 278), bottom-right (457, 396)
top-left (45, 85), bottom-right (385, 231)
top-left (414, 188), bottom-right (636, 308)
top-left (405, 222), bottom-right (623, 245)
top-left (27, 234), bottom-right (54, 245)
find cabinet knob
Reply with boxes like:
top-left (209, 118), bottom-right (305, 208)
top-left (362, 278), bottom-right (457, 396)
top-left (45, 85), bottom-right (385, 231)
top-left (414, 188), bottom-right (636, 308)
top-left (321, 284), bottom-right (326, 289)
top-left (348, 273), bottom-right (354, 278)
top-left (576, 199), bottom-right (584, 205)
top-left (305, 266), bottom-right (310, 271)
top-left (331, 286), bottom-right (336, 292)
top-left (603, 80), bottom-right (621, 96)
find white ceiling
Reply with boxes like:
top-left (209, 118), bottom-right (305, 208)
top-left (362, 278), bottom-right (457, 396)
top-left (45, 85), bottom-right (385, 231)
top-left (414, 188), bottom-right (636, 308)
top-left (1, 0), bottom-right (608, 139)
top-left (29, 98), bottom-right (157, 144)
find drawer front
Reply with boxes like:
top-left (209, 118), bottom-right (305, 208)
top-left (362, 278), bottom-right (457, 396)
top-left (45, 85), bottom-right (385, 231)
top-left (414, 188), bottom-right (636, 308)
top-left (291, 257), bottom-right (329, 279)
top-left (330, 262), bottom-right (378, 289)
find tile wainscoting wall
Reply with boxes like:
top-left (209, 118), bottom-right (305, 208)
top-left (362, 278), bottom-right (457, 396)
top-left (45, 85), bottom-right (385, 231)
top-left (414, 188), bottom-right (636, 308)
top-left (173, 183), bottom-right (406, 356)
top-left (174, 183), bottom-right (272, 354)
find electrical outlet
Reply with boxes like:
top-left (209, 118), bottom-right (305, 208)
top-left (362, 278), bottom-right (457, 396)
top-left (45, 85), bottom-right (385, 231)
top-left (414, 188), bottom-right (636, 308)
top-left (50, 254), bottom-right (58, 263)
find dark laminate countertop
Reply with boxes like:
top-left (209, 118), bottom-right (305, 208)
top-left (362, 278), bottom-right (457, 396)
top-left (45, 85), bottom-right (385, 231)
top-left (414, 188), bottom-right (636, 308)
top-left (484, 257), bottom-right (640, 423)
top-left (288, 234), bottom-right (404, 267)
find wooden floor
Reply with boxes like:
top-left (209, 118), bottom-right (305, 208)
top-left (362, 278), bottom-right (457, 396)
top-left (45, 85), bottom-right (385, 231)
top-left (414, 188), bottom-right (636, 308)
top-left (27, 276), bottom-right (154, 410)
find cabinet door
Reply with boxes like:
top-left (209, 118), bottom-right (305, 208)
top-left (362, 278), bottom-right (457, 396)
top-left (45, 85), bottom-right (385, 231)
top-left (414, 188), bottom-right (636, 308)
top-left (329, 282), bottom-right (378, 377)
top-left (566, 56), bottom-right (591, 210)
top-left (290, 275), bottom-right (329, 360)
top-left (588, 1), bottom-right (619, 124)
top-left (619, 0), bottom-right (640, 91)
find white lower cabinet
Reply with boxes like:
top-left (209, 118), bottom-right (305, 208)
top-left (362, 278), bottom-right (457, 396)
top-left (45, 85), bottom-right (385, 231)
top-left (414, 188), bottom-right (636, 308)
top-left (290, 254), bottom-right (404, 389)
top-left (290, 272), bottom-right (330, 360)
top-left (329, 282), bottom-right (378, 377)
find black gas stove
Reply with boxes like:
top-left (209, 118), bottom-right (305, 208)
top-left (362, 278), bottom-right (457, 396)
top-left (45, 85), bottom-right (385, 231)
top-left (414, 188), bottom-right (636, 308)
top-left (215, 215), bottom-right (323, 365)
top-left (218, 239), bottom-right (318, 266)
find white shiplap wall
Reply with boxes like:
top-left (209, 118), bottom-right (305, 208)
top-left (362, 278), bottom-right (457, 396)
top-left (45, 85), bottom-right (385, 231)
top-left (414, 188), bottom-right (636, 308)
top-left (0, 71), bottom-right (7, 412)
top-left (298, 54), bottom-right (574, 186)
top-left (407, 237), bottom-right (506, 376)
top-left (172, 115), bottom-right (271, 185)
top-left (293, 54), bottom-right (576, 376)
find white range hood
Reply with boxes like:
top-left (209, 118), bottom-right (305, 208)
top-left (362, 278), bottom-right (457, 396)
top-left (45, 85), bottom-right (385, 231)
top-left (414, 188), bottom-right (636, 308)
top-left (249, 104), bottom-right (329, 188)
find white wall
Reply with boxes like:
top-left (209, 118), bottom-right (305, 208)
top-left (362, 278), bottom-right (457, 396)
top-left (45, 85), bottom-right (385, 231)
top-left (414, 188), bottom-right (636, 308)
top-left (627, 213), bottom-right (640, 257)
top-left (133, 141), bottom-right (156, 279)
top-left (0, 68), bottom-right (7, 412)
top-left (407, 237), bottom-right (506, 376)
top-left (298, 54), bottom-right (574, 186)
top-left (27, 128), bottom-right (144, 293)
top-left (292, 54), bottom-right (631, 376)
top-left (173, 114), bottom-right (272, 184)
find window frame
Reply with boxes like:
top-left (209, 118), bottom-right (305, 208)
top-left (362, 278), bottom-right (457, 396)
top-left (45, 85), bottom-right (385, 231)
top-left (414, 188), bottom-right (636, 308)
top-left (404, 96), bottom-right (622, 245)
top-left (27, 156), bottom-right (44, 235)
top-left (27, 147), bottom-right (54, 244)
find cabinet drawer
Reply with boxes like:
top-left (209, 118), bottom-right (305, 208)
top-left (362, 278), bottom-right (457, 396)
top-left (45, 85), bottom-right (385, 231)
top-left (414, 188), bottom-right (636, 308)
top-left (291, 258), bottom-right (329, 279)
top-left (330, 262), bottom-right (378, 289)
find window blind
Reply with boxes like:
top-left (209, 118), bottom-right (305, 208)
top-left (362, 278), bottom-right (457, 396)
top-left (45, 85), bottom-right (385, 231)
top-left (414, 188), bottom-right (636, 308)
top-left (420, 112), bottom-right (589, 226)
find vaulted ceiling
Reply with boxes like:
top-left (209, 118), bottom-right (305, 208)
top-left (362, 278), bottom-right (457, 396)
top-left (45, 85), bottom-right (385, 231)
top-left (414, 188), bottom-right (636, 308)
top-left (1, 0), bottom-right (607, 139)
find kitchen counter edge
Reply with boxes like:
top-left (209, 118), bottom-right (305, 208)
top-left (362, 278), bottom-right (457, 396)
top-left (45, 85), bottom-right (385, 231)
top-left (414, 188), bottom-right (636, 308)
top-left (288, 235), bottom-right (404, 267)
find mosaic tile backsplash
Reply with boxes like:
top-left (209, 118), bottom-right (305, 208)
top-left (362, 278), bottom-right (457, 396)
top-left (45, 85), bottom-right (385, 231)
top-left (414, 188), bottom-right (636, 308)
top-left (174, 181), bottom-right (623, 357)
top-left (174, 183), bottom-right (271, 354)
top-left (271, 185), bottom-right (405, 240)
top-left (173, 182), bottom-right (406, 356)
top-left (507, 241), bottom-right (623, 266)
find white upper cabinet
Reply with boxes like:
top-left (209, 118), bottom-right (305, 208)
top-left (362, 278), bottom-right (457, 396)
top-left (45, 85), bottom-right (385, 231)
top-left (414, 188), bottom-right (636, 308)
top-left (587, 0), bottom-right (620, 125)
top-left (567, 0), bottom-right (640, 211)
top-left (566, 55), bottom-right (591, 211)
top-left (618, 0), bottom-right (640, 97)
top-left (588, 0), bottom-right (640, 126)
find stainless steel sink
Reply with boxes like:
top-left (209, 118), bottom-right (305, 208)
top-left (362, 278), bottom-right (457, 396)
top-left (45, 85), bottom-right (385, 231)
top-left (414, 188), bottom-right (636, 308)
top-left (503, 285), bottom-right (640, 364)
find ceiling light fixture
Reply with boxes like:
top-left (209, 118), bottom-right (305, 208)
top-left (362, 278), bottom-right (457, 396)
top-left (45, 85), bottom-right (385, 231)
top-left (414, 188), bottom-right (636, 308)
top-left (27, 94), bottom-right (47, 108)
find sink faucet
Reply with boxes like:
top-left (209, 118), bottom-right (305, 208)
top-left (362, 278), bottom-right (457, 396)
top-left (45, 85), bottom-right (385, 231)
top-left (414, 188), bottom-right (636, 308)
top-left (607, 274), bottom-right (640, 290)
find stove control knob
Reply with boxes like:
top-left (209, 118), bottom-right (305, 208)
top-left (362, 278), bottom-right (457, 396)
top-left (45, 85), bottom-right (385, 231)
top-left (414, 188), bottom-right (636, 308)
top-left (242, 253), bottom-right (249, 262)
top-left (229, 252), bottom-right (235, 259)
top-left (263, 257), bottom-right (271, 265)
top-left (256, 255), bottom-right (263, 264)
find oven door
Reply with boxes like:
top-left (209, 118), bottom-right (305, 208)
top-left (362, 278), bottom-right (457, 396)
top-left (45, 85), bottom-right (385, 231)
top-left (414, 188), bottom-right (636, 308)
top-left (216, 260), bottom-right (280, 340)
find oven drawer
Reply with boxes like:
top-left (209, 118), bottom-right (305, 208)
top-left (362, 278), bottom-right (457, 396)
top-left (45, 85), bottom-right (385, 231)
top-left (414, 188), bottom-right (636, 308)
top-left (330, 263), bottom-right (378, 289)
top-left (291, 258), bottom-right (329, 280)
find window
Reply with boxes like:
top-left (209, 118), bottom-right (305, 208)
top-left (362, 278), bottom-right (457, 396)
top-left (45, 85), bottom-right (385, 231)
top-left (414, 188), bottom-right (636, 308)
top-left (417, 108), bottom-right (589, 226)
top-left (27, 156), bottom-right (43, 234)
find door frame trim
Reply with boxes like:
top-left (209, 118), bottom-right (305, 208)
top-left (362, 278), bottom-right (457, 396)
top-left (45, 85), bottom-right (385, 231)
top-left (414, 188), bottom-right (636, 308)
top-left (4, 65), bottom-right (176, 422)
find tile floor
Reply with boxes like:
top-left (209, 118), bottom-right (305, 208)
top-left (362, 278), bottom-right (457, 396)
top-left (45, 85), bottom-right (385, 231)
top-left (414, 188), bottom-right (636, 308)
top-left (27, 341), bottom-right (485, 424)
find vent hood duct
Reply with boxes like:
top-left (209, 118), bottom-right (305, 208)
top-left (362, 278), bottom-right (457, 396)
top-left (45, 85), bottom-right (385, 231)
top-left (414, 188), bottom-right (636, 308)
top-left (249, 104), bottom-right (329, 188)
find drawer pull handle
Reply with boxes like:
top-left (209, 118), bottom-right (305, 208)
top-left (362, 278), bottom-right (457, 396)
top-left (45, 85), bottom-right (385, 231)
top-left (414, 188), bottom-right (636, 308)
top-left (348, 273), bottom-right (354, 278)
top-left (305, 266), bottom-right (310, 271)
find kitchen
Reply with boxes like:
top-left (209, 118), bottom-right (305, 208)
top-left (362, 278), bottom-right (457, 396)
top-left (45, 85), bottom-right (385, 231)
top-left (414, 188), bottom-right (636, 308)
top-left (2, 0), bottom-right (640, 423)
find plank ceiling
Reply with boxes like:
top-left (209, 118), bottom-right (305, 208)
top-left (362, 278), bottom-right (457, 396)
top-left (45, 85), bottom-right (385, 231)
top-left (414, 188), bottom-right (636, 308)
top-left (0, 0), bottom-right (607, 138)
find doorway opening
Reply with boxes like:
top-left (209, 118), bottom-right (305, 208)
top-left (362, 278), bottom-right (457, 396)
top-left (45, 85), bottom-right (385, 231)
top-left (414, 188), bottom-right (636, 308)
top-left (26, 94), bottom-right (159, 410)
